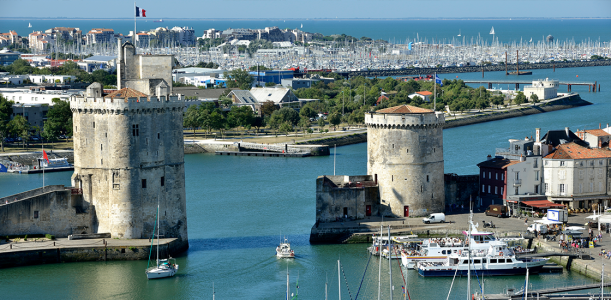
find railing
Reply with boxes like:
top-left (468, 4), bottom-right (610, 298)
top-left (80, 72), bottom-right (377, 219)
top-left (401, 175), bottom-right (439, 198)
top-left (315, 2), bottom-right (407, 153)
top-left (514, 179), bottom-right (522, 186)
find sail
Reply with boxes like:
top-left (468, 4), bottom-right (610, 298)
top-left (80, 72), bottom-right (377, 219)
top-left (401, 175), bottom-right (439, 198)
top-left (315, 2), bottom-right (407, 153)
top-left (489, 26), bottom-right (495, 35)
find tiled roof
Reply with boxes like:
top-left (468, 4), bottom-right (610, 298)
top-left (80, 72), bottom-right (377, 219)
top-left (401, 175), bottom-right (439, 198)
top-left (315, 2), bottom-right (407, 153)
top-left (416, 91), bottom-right (433, 96)
top-left (376, 104), bottom-right (433, 114)
top-left (583, 129), bottom-right (610, 137)
top-left (477, 157), bottom-right (521, 169)
top-left (104, 88), bottom-right (147, 99)
top-left (543, 142), bottom-right (611, 159)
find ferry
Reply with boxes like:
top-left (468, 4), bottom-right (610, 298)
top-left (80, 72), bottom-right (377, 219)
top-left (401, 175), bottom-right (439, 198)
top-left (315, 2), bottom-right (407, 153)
top-left (416, 241), bottom-right (548, 277)
top-left (368, 234), bottom-right (418, 257)
top-left (400, 226), bottom-right (503, 269)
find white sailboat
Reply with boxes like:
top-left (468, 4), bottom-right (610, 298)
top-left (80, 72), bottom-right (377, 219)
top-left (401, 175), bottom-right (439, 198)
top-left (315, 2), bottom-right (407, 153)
top-left (489, 26), bottom-right (495, 35)
top-left (145, 201), bottom-right (179, 279)
top-left (457, 29), bottom-right (461, 37)
top-left (28, 23), bottom-right (32, 28)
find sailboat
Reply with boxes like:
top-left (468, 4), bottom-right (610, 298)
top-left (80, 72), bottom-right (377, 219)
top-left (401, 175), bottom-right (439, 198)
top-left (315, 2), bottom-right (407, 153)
top-left (28, 23), bottom-right (32, 28)
top-left (145, 201), bottom-right (179, 279)
top-left (457, 29), bottom-right (461, 37)
top-left (489, 26), bottom-right (495, 35)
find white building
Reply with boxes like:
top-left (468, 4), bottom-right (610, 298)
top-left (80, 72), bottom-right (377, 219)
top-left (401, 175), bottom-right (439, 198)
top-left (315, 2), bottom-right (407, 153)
top-left (0, 75), bottom-right (28, 85)
top-left (86, 28), bottom-right (115, 45)
top-left (523, 78), bottom-right (559, 100)
top-left (0, 87), bottom-right (77, 105)
top-left (171, 26), bottom-right (196, 47)
top-left (202, 29), bottom-right (221, 40)
top-left (543, 142), bottom-right (611, 209)
top-left (28, 75), bottom-right (76, 84)
top-left (576, 127), bottom-right (611, 149)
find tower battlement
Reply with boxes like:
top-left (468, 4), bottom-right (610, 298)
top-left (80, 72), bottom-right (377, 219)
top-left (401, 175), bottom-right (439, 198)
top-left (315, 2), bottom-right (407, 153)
top-left (70, 95), bottom-right (184, 113)
top-left (365, 110), bottom-right (444, 128)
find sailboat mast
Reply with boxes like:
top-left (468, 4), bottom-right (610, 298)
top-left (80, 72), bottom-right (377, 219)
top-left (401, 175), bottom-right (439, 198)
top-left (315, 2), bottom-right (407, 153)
top-left (338, 259), bottom-right (341, 300)
top-left (156, 200), bottom-right (160, 266)
top-left (286, 264), bottom-right (289, 300)
top-left (467, 199), bottom-right (472, 300)
top-left (378, 223), bottom-right (382, 300)
top-left (388, 225), bottom-right (393, 299)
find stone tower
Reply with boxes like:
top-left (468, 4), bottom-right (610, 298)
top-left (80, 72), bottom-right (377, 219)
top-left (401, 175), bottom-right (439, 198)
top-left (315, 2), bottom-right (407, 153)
top-left (70, 40), bottom-right (187, 249)
top-left (365, 105), bottom-right (445, 217)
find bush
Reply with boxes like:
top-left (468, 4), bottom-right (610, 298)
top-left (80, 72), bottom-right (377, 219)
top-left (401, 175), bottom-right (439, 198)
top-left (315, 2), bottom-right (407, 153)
top-left (24, 234), bottom-right (28, 241)
top-left (45, 234), bottom-right (55, 240)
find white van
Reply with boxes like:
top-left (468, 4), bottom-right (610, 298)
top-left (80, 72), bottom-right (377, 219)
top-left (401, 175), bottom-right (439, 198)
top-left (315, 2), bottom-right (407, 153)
top-left (527, 223), bottom-right (548, 234)
top-left (422, 213), bottom-right (446, 224)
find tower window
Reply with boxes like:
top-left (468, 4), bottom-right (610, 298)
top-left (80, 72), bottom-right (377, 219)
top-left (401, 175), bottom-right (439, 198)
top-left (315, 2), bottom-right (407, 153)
top-left (141, 179), bottom-right (147, 188)
top-left (421, 186), bottom-right (423, 192)
top-left (426, 175), bottom-right (429, 182)
top-left (158, 132), bottom-right (160, 139)
top-left (161, 176), bottom-right (165, 186)
top-left (132, 124), bottom-right (139, 136)
top-left (101, 144), bottom-right (103, 151)
top-left (406, 149), bottom-right (409, 153)
top-left (93, 122), bottom-right (95, 128)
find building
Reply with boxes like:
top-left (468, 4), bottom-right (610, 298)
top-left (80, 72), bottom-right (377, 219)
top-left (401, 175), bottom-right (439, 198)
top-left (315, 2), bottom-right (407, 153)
top-left (408, 91), bottom-right (433, 102)
top-left (281, 78), bottom-right (319, 89)
top-left (28, 31), bottom-right (54, 52)
top-left (10, 103), bottom-right (48, 128)
top-left (180, 75), bottom-right (226, 88)
top-left (0, 48), bottom-right (20, 66)
top-left (135, 32), bottom-right (151, 47)
top-left (477, 157), bottom-right (516, 204)
top-left (44, 27), bottom-right (82, 43)
top-left (249, 87), bottom-right (300, 108)
top-left (576, 127), bottom-right (611, 149)
top-left (543, 142), bottom-right (611, 209)
top-left (172, 67), bottom-right (227, 83)
top-left (0, 87), bottom-right (75, 105)
top-left (78, 55), bottom-right (117, 73)
top-left (365, 105), bottom-right (445, 217)
top-left (86, 28), bottom-right (115, 45)
top-left (315, 175), bottom-right (379, 223)
top-left (0, 74), bottom-right (28, 85)
top-left (249, 70), bottom-right (294, 86)
top-left (202, 28), bottom-right (221, 40)
top-left (523, 78), bottom-right (559, 100)
top-left (69, 39), bottom-right (188, 248)
top-left (0, 31), bottom-right (20, 45)
top-left (170, 27), bottom-right (196, 47)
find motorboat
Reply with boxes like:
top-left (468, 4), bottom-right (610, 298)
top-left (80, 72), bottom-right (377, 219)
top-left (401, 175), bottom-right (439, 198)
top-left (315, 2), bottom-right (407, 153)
top-left (417, 241), bottom-right (548, 277)
top-left (276, 238), bottom-right (295, 258)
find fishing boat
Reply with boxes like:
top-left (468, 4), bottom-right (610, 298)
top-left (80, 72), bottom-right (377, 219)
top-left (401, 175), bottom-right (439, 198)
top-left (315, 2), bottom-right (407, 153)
top-left (416, 241), bottom-right (548, 277)
top-left (145, 202), bottom-right (179, 279)
top-left (276, 237), bottom-right (295, 258)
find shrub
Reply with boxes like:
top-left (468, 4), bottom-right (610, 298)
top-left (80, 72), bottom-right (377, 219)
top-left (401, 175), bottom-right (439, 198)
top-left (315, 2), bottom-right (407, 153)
top-left (45, 234), bottom-right (55, 240)
top-left (24, 235), bottom-right (28, 241)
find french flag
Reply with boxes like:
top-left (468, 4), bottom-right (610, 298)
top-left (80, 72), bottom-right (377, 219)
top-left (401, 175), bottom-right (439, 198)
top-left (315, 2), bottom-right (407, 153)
top-left (136, 6), bottom-right (146, 17)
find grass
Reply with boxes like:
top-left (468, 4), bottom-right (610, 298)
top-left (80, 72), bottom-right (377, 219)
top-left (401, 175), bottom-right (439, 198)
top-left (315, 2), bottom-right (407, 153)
top-left (0, 140), bottom-right (74, 154)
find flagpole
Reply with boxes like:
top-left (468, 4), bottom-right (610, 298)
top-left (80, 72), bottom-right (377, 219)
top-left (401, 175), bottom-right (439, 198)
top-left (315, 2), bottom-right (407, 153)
top-left (434, 72), bottom-right (437, 111)
top-left (134, 1), bottom-right (137, 44)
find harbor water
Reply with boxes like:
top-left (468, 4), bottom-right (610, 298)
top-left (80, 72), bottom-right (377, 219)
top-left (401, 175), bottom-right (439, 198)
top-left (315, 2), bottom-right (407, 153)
top-left (0, 65), bottom-right (610, 298)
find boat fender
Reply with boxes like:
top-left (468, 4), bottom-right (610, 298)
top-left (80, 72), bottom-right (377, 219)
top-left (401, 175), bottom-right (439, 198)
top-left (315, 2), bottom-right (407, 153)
top-left (458, 250), bottom-right (462, 255)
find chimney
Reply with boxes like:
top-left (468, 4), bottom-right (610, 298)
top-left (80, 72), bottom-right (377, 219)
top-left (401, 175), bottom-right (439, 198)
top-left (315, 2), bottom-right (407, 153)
top-left (535, 128), bottom-right (541, 142)
top-left (117, 37), bottom-right (123, 62)
top-left (565, 127), bottom-right (570, 138)
top-left (487, 154), bottom-right (492, 160)
top-left (600, 123), bottom-right (602, 129)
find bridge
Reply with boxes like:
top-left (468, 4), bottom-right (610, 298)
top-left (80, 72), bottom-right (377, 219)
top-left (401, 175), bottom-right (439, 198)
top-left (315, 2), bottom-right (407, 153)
top-left (463, 80), bottom-right (599, 92)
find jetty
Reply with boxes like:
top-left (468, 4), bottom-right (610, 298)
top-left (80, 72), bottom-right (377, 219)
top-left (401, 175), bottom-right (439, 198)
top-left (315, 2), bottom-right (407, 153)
top-left (463, 80), bottom-right (600, 92)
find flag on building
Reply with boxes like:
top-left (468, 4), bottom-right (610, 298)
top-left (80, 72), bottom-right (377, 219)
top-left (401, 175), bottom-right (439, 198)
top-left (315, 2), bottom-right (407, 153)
top-left (43, 150), bottom-right (49, 163)
top-left (136, 6), bottom-right (146, 17)
top-left (435, 74), bottom-right (443, 86)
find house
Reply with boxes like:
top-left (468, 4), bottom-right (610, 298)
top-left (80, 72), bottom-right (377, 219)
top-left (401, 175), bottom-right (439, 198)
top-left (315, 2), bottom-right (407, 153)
top-left (376, 95), bottom-right (389, 105)
top-left (523, 78), bottom-right (559, 100)
top-left (576, 127), bottom-right (611, 149)
top-left (542, 142), bottom-right (611, 209)
top-left (28, 32), bottom-right (54, 52)
top-left (281, 78), bottom-right (318, 89)
top-left (477, 157), bottom-right (518, 206)
top-left (228, 87), bottom-right (317, 112)
top-left (408, 91), bottom-right (433, 102)
top-left (78, 55), bottom-right (117, 73)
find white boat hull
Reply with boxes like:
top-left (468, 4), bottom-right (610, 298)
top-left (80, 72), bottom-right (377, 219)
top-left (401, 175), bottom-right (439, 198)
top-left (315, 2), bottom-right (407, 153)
top-left (146, 264), bottom-right (178, 279)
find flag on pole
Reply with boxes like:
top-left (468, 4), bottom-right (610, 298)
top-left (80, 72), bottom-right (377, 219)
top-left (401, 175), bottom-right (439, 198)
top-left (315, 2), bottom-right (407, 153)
top-left (136, 6), bottom-right (146, 17)
top-left (43, 150), bottom-right (50, 164)
top-left (435, 74), bottom-right (443, 86)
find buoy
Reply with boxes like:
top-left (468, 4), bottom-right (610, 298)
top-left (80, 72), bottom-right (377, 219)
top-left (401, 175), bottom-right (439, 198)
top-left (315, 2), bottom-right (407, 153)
top-left (576, 75), bottom-right (579, 77)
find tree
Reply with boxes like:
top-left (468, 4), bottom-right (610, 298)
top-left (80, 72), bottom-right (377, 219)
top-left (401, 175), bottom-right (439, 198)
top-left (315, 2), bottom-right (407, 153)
top-left (224, 69), bottom-right (253, 90)
top-left (298, 116), bottom-right (311, 136)
top-left (0, 95), bottom-right (14, 152)
top-left (209, 110), bottom-right (225, 139)
top-left (45, 98), bottom-right (72, 140)
top-left (251, 116), bottom-right (265, 135)
top-left (279, 121), bottom-right (292, 136)
top-left (514, 91), bottom-right (527, 105)
top-left (491, 95), bottom-right (504, 109)
top-left (299, 105), bottom-right (316, 119)
top-left (9, 115), bottom-right (30, 148)
top-left (260, 101), bottom-right (279, 117)
top-left (219, 96), bottom-right (233, 109)
top-left (183, 105), bottom-right (201, 136)
top-left (272, 107), bottom-right (300, 126)
top-left (317, 116), bottom-right (326, 130)
top-left (530, 93), bottom-right (539, 103)
top-left (228, 106), bottom-right (254, 129)
top-left (328, 113), bottom-right (341, 128)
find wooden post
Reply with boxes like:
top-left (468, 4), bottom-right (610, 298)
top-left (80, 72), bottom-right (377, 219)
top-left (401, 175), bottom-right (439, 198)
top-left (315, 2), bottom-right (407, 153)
top-left (595, 81), bottom-right (597, 92)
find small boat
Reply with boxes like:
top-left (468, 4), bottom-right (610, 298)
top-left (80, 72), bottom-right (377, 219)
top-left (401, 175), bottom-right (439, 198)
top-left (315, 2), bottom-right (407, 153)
top-left (28, 23), bottom-right (32, 28)
top-left (146, 201), bottom-right (179, 279)
top-left (457, 29), bottom-right (461, 37)
top-left (276, 237), bottom-right (295, 258)
top-left (154, 19), bottom-right (163, 22)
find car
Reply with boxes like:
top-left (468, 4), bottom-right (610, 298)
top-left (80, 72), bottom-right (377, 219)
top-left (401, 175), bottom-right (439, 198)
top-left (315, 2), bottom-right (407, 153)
top-left (422, 213), bottom-right (446, 224)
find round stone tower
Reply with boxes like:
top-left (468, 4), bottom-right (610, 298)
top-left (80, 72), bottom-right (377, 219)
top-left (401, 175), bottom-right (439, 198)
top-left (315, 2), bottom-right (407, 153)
top-left (365, 105), bottom-right (445, 217)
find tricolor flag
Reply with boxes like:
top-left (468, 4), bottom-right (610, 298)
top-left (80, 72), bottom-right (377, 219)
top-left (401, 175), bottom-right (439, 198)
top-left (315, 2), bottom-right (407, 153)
top-left (136, 6), bottom-right (146, 17)
top-left (435, 74), bottom-right (443, 87)
top-left (43, 150), bottom-right (49, 163)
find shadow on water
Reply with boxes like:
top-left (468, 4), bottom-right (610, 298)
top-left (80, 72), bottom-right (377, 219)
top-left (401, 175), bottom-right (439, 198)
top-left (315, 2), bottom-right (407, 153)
top-left (186, 234), bottom-right (311, 253)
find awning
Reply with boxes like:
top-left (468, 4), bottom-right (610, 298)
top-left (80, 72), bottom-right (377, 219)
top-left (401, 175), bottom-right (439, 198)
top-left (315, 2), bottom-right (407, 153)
top-left (521, 200), bottom-right (565, 209)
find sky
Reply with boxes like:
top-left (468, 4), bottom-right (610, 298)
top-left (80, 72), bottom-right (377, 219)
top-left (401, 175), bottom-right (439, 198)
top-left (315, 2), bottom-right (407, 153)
top-left (1, 0), bottom-right (610, 19)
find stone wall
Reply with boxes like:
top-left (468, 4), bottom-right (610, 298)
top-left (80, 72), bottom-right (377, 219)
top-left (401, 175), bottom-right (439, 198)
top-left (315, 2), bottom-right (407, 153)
top-left (366, 111), bottom-right (445, 217)
top-left (315, 175), bottom-right (380, 223)
top-left (444, 173), bottom-right (480, 208)
top-left (0, 186), bottom-right (92, 237)
top-left (297, 132), bottom-right (367, 147)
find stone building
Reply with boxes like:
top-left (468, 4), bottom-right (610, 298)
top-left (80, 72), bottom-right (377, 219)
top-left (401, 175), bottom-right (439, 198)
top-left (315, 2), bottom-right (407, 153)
top-left (315, 175), bottom-right (379, 223)
top-left (365, 105), bottom-right (445, 217)
top-left (69, 40), bottom-right (188, 249)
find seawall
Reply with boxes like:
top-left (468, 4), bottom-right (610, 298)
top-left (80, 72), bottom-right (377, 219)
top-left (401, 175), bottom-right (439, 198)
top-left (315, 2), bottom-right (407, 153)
top-left (0, 238), bottom-right (187, 269)
top-left (296, 132), bottom-right (368, 147)
top-left (343, 60), bottom-right (611, 77)
top-left (536, 240), bottom-right (610, 282)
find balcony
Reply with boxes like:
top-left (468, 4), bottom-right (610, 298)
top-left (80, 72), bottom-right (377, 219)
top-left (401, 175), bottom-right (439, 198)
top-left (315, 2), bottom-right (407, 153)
top-left (513, 179), bottom-right (522, 186)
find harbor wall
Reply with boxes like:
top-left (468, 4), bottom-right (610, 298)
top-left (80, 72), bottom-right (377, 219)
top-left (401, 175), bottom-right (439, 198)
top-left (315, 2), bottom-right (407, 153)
top-left (537, 240), bottom-right (610, 282)
top-left (297, 132), bottom-right (368, 147)
top-left (0, 186), bottom-right (93, 237)
top-left (344, 60), bottom-right (611, 77)
top-left (0, 150), bottom-right (74, 168)
top-left (0, 238), bottom-right (185, 269)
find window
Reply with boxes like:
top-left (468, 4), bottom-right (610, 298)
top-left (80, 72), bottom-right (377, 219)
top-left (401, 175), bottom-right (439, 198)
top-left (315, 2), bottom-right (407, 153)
top-left (559, 184), bottom-right (565, 195)
top-left (101, 159), bottom-right (103, 165)
top-left (501, 187), bottom-right (504, 195)
top-left (158, 133), bottom-right (160, 139)
top-left (494, 186), bottom-right (498, 194)
top-left (92, 122), bottom-right (95, 128)
top-left (599, 160), bottom-right (604, 166)
top-left (590, 183), bottom-right (594, 193)
top-left (589, 160), bottom-right (594, 166)
top-left (426, 175), bottom-right (429, 182)
top-left (101, 144), bottom-right (103, 151)
top-left (132, 124), bottom-right (139, 136)
top-left (161, 176), bottom-right (165, 186)
top-left (579, 183), bottom-right (583, 194)
top-left (482, 185), bottom-right (485, 193)
top-left (533, 159), bottom-right (538, 168)
top-left (535, 185), bottom-right (539, 194)
top-left (489, 172), bottom-right (492, 179)
top-left (514, 187), bottom-right (519, 195)
top-left (488, 185), bottom-right (491, 193)
top-left (34, 211), bottom-right (39, 219)
top-left (482, 172), bottom-right (485, 179)
top-left (535, 171), bottom-right (540, 181)
top-left (515, 172), bottom-right (519, 180)
top-left (392, 175), bottom-right (393, 182)
top-left (142, 179), bottom-right (147, 188)
top-left (544, 183), bottom-right (549, 193)
top-left (496, 173), bottom-right (498, 180)
top-left (559, 170), bottom-right (565, 180)
top-left (421, 186), bottom-right (423, 192)
top-left (501, 173), bottom-right (504, 181)
top-left (406, 149), bottom-right (409, 153)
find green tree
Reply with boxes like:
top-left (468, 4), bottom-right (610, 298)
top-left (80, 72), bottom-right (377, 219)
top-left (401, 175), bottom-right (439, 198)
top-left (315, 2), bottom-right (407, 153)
top-left (0, 94), bottom-right (14, 152)
top-left (279, 121), bottom-right (293, 136)
top-left (317, 116), bottom-right (326, 130)
top-left (183, 105), bottom-right (201, 136)
top-left (328, 113), bottom-right (341, 127)
top-left (9, 115), bottom-right (30, 148)
top-left (530, 93), bottom-right (539, 103)
top-left (514, 91), bottom-right (527, 105)
top-left (491, 95), bottom-right (504, 109)
top-left (271, 107), bottom-right (300, 126)
top-left (298, 116), bottom-right (311, 136)
top-left (260, 100), bottom-right (278, 117)
top-left (224, 69), bottom-right (253, 90)
top-left (45, 98), bottom-right (73, 140)
top-left (209, 110), bottom-right (225, 139)
top-left (299, 105), bottom-right (316, 119)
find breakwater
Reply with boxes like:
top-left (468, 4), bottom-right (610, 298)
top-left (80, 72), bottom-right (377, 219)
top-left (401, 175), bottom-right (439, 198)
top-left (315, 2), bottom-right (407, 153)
top-left (0, 238), bottom-right (185, 269)
top-left (342, 60), bottom-right (611, 77)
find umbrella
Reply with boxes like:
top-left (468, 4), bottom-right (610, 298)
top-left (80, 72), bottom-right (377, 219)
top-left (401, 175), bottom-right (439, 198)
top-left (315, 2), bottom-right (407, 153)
top-left (566, 226), bottom-right (585, 231)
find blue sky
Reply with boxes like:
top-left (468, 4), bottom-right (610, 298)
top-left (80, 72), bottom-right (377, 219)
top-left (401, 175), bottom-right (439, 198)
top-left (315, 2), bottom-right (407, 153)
top-left (1, 0), bottom-right (610, 19)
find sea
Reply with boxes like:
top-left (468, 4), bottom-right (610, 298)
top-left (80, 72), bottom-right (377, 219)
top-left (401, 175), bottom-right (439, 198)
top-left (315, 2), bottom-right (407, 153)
top-left (0, 19), bottom-right (610, 299)
top-left (2, 19), bottom-right (611, 45)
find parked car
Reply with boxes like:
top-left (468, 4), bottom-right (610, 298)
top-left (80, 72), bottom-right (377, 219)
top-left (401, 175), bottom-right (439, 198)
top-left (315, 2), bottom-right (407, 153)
top-left (422, 213), bottom-right (446, 224)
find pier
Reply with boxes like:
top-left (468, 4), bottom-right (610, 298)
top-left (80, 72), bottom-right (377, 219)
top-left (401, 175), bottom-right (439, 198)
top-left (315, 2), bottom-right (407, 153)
top-left (463, 80), bottom-right (600, 92)
top-left (479, 282), bottom-right (611, 299)
top-left (216, 151), bottom-right (310, 157)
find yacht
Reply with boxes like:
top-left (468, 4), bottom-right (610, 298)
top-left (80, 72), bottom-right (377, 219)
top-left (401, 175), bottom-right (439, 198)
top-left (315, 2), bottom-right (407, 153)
top-left (276, 238), bottom-right (295, 258)
top-left (146, 257), bottom-right (179, 279)
top-left (416, 241), bottom-right (548, 277)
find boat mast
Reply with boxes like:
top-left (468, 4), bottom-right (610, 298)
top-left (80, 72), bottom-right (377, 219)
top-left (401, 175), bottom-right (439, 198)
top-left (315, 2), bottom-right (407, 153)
top-left (338, 259), bottom-right (341, 300)
top-left (388, 225), bottom-right (393, 300)
top-left (467, 198), bottom-right (472, 300)
top-left (378, 222), bottom-right (382, 300)
top-left (525, 267), bottom-right (529, 300)
top-left (286, 263), bottom-right (289, 300)
top-left (156, 197), bottom-right (160, 267)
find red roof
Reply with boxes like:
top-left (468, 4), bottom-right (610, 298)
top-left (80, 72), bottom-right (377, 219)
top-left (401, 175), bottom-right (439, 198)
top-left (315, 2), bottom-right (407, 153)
top-left (104, 88), bottom-right (147, 100)
top-left (416, 91), bottom-right (433, 96)
top-left (376, 104), bottom-right (433, 114)
top-left (582, 129), bottom-right (611, 137)
top-left (521, 200), bottom-right (565, 209)
top-left (544, 142), bottom-right (611, 159)
top-left (376, 95), bottom-right (389, 104)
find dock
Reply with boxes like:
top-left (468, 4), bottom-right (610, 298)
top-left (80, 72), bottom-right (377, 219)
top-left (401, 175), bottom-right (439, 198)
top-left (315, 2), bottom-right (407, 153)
top-left (215, 151), bottom-right (310, 157)
top-left (478, 282), bottom-right (611, 299)
top-left (7, 166), bottom-right (74, 174)
top-left (463, 79), bottom-right (599, 92)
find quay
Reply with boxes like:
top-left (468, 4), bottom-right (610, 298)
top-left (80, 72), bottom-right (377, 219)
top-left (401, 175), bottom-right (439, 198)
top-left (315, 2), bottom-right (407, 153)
top-left (0, 237), bottom-right (183, 269)
top-left (478, 282), bottom-right (611, 299)
top-left (6, 166), bottom-right (74, 174)
top-left (463, 80), bottom-right (600, 92)
top-left (216, 151), bottom-right (310, 157)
